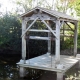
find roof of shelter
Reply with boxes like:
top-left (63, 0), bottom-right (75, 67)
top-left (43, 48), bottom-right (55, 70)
top-left (21, 6), bottom-right (78, 22)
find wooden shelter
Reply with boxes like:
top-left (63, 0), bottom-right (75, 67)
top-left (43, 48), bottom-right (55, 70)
top-left (17, 7), bottom-right (78, 80)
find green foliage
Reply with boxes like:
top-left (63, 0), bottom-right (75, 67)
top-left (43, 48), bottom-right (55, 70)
top-left (0, 14), bottom-right (21, 51)
top-left (61, 37), bottom-right (73, 50)
top-left (77, 22), bottom-right (80, 48)
top-left (75, 0), bottom-right (80, 16)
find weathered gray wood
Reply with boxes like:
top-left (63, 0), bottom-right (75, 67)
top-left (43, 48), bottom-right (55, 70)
top-left (29, 36), bottom-right (52, 40)
top-left (59, 18), bottom-right (77, 23)
top-left (29, 29), bottom-right (56, 32)
top-left (48, 22), bottom-right (51, 54)
top-left (74, 22), bottom-right (78, 57)
top-left (22, 19), bottom-right (26, 61)
top-left (21, 7), bottom-right (78, 22)
top-left (19, 7), bottom-right (79, 80)
top-left (19, 67), bottom-right (26, 77)
top-left (42, 20), bottom-right (56, 38)
top-left (21, 17), bottom-right (38, 37)
top-left (55, 20), bottom-right (60, 64)
top-left (57, 72), bottom-right (63, 80)
top-left (17, 54), bottom-right (78, 73)
top-left (24, 12), bottom-right (56, 21)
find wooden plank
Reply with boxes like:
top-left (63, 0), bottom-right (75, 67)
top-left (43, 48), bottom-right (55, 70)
top-left (29, 36), bottom-right (51, 40)
top-left (21, 17), bottom-right (38, 37)
top-left (17, 54), bottom-right (78, 73)
top-left (59, 18), bottom-right (77, 23)
top-left (29, 29), bottom-right (56, 32)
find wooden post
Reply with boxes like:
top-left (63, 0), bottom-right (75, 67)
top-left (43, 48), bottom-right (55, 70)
top-left (19, 67), bottom-right (26, 77)
top-left (74, 22), bottom-right (78, 57)
top-left (57, 72), bottom-right (63, 80)
top-left (55, 20), bottom-right (60, 64)
top-left (48, 32), bottom-right (51, 54)
top-left (19, 18), bottom-right (27, 78)
top-left (22, 18), bottom-right (27, 63)
top-left (48, 22), bottom-right (51, 54)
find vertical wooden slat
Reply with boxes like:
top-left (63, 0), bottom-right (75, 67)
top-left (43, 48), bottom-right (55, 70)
top-left (74, 22), bottom-right (78, 57)
top-left (55, 20), bottom-right (60, 64)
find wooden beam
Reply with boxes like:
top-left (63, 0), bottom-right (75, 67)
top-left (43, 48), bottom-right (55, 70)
top-left (24, 13), bottom-right (57, 21)
top-left (42, 20), bottom-right (57, 38)
top-left (55, 20), bottom-right (60, 64)
top-left (59, 18), bottom-right (77, 23)
top-left (29, 29), bottom-right (56, 32)
top-left (21, 17), bottom-right (38, 37)
top-left (22, 19), bottom-right (26, 62)
top-left (29, 36), bottom-right (51, 40)
top-left (74, 22), bottom-right (78, 57)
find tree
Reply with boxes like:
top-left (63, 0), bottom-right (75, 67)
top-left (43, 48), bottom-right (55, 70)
top-left (0, 14), bottom-right (21, 52)
top-left (75, 0), bottom-right (80, 16)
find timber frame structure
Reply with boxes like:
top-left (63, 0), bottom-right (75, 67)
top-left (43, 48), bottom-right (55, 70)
top-left (18, 7), bottom-right (78, 80)
top-left (21, 7), bottom-right (78, 63)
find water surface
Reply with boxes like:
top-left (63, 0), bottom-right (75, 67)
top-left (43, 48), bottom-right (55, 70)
top-left (0, 57), bottom-right (80, 80)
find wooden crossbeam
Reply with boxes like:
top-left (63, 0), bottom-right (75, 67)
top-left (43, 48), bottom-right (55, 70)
top-left (29, 36), bottom-right (51, 40)
top-left (29, 29), bottom-right (56, 32)
top-left (42, 20), bottom-right (57, 38)
top-left (21, 17), bottom-right (38, 37)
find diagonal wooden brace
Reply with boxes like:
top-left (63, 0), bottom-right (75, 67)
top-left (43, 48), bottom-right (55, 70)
top-left (42, 20), bottom-right (57, 38)
top-left (21, 17), bottom-right (38, 37)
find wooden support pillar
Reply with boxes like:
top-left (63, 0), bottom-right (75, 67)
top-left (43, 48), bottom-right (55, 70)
top-left (48, 22), bottom-right (51, 54)
top-left (20, 19), bottom-right (27, 78)
top-left (74, 22), bottom-right (78, 57)
top-left (22, 19), bottom-right (27, 63)
top-left (55, 20), bottom-right (60, 64)
top-left (48, 32), bottom-right (51, 54)
top-left (57, 72), bottom-right (63, 80)
top-left (19, 67), bottom-right (26, 77)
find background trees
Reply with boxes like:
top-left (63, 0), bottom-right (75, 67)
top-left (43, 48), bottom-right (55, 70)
top-left (0, 14), bottom-right (21, 52)
top-left (0, 0), bottom-right (80, 54)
